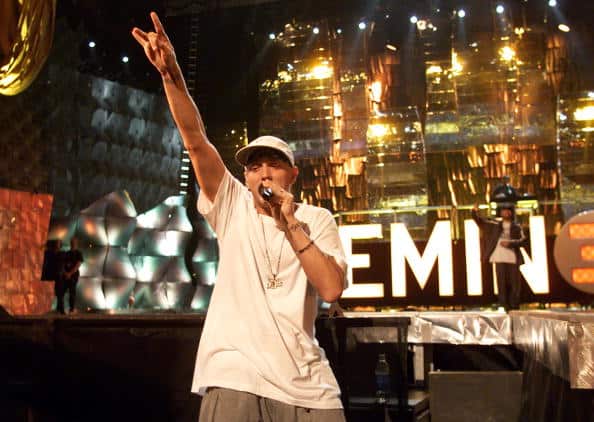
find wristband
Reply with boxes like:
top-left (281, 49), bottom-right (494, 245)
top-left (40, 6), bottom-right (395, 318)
top-left (297, 240), bottom-right (315, 254)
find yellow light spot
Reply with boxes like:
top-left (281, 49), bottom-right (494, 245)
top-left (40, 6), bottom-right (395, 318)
top-left (569, 223), bottom-right (594, 239)
top-left (581, 245), bottom-right (594, 261)
top-left (368, 123), bottom-right (389, 138)
top-left (574, 106), bottom-right (594, 121)
top-left (572, 268), bottom-right (594, 284)
top-left (499, 46), bottom-right (516, 61)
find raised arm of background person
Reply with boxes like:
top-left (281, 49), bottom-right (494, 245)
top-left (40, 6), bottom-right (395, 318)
top-left (131, 12), bottom-right (225, 201)
top-left (471, 204), bottom-right (492, 228)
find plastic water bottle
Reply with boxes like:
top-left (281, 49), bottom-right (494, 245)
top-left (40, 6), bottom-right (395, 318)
top-left (375, 352), bottom-right (391, 404)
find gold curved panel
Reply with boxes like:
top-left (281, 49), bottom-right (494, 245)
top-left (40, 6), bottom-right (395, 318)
top-left (0, 0), bottom-right (56, 96)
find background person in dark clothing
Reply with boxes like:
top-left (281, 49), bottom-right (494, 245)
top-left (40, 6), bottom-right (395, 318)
top-left (472, 203), bottom-right (527, 311)
top-left (42, 239), bottom-right (63, 282)
top-left (56, 237), bottom-right (84, 314)
top-left (490, 175), bottom-right (519, 208)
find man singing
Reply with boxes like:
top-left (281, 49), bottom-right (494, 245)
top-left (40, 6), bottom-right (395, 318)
top-left (132, 12), bottom-right (347, 422)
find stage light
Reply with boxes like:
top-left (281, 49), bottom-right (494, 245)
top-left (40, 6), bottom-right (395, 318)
top-left (417, 19), bottom-right (427, 30)
top-left (370, 81), bottom-right (382, 103)
top-left (426, 65), bottom-right (443, 74)
top-left (410, 15), bottom-right (418, 24)
top-left (588, 91), bottom-right (594, 98)
top-left (458, 9), bottom-right (466, 18)
top-left (386, 43), bottom-right (397, 51)
top-left (452, 51), bottom-right (463, 74)
top-left (336, 28), bottom-right (342, 34)
top-left (121, 56), bottom-right (129, 63)
top-left (88, 41), bottom-right (96, 48)
top-left (310, 64), bottom-right (333, 79)
top-left (574, 106), bottom-right (594, 121)
top-left (358, 22), bottom-right (366, 30)
top-left (499, 46), bottom-right (516, 61)
top-left (548, 0), bottom-right (557, 6)
top-left (496, 5), bottom-right (504, 14)
top-left (368, 123), bottom-right (389, 138)
top-left (268, 33), bottom-right (275, 40)
top-left (313, 26), bottom-right (319, 34)
top-left (558, 24), bottom-right (570, 32)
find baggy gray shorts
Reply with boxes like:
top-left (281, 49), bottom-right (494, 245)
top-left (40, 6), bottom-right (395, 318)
top-left (199, 387), bottom-right (346, 422)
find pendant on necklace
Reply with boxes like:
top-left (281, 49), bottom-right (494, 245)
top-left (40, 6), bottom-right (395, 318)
top-left (266, 276), bottom-right (283, 289)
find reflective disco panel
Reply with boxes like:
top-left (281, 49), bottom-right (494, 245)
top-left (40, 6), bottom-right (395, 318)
top-left (193, 238), bottom-right (219, 262)
top-left (192, 261), bottom-right (218, 286)
top-left (153, 231), bottom-right (191, 257)
top-left (131, 255), bottom-right (169, 283)
top-left (141, 281), bottom-right (170, 309)
top-left (102, 278), bottom-right (136, 309)
top-left (78, 246), bottom-right (108, 278)
top-left (166, 207), bottom-right (193, 232)
top-left (128, 228), bottom-right (150, 256)
top-left (164, 196), bottom-right (184, 207)
top-left (136, 204), bottom-right (170, 229)
top-left (81, 190), bottom-right (137, 219)
top-left (76, 215), bottom-right (108, 246)
top-left (166, 282), bottom-right (195, 309)
top-left (161, 257), bottom-right (192, 283)
top-left (105, 191), bottom-right (137, 218)
top-left (105, 216), bottom-right (137, 247)
top-left (191, 284), bottom-right (213, 311)
top-left (104, 246), bottom-right (137, 279)
top-left (77, 277), bottom-right (106, 310)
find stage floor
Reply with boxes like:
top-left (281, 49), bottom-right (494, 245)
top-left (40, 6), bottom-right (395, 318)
top-left (1, 309), bottom-right (592, 422)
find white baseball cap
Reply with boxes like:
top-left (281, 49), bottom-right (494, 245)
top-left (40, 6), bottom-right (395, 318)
top-left (235, 135), bottom-right (295, 167)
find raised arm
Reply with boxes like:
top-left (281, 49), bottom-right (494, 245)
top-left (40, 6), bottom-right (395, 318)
top-left (471, 204), bottom-right (490, 228)
top-left (132, 12), bottom-right (225, 201)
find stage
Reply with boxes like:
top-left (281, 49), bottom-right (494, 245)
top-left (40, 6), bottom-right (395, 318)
top-left (1, 310), bottom-right (592, 422)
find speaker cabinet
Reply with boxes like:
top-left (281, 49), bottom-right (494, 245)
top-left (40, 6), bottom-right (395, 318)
top-left (429, 371), bottom-right (523, 422)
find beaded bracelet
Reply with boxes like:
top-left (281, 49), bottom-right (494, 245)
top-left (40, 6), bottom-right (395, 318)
top-left (297, 240), bottom-right (315, 254)
top-left (287, 221), bottom-right (305, 232)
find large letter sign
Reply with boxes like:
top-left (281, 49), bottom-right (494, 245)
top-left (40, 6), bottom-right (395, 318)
top-left (519, 216), bottom-right (550, 294)
top-left (339, 224), bottom-right (384, 298)
top-left (339, 217), bottom-right (551, 301)
top-left (391, 221), bottom-right (453, 297)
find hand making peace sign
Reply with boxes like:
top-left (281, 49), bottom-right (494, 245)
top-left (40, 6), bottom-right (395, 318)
top-left (131, 12), bottom-right (177, 80)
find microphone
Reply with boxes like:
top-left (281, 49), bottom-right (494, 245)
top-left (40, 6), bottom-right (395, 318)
top-left (259, 186), bottom-right (273, 201)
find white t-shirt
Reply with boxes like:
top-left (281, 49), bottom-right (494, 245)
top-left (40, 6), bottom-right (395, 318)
top-left (489, 221), bottom-right (517, 264)
top-left (191, 171), bottom-right (347, 409)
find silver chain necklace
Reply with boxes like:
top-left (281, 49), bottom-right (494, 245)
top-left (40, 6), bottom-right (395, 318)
top-left (259, 215), bottom-right (285, 289)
